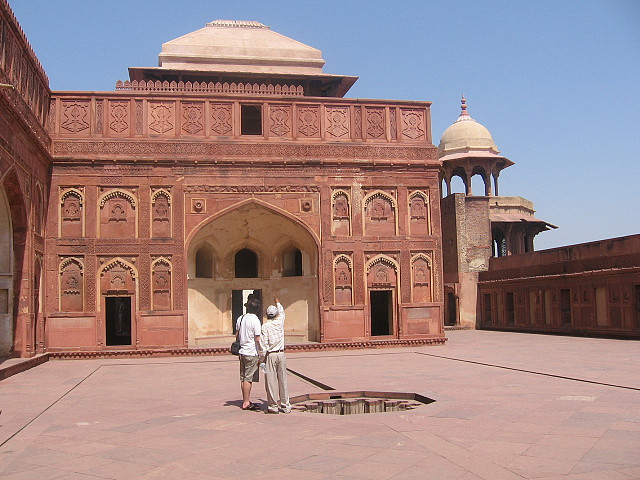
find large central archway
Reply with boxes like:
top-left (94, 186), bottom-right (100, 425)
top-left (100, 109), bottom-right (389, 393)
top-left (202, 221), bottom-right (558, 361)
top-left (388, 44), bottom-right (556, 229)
top-left (187, 201), bottom-right (319, 346)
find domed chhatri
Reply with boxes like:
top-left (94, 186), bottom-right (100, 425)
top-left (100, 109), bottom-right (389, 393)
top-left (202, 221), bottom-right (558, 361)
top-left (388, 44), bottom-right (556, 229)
top-left (438, 96), bottom-right (512, 197)
top-left (438, 96), bottom-right (500, 158)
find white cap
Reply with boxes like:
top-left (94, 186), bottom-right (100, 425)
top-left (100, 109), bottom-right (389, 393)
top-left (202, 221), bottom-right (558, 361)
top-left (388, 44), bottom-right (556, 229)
top-left (266, 305), bottom-right (278, 317)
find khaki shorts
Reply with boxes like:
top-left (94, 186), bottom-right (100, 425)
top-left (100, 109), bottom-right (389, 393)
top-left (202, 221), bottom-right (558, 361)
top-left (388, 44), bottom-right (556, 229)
top-left (240, 354), bottom-right (260, 382)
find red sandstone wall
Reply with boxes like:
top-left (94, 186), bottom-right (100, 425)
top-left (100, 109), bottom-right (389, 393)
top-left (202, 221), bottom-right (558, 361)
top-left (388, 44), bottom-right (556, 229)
top-left (478, 234), bottom-right (640, 338)
top-left (0, 0), bottom-right (52, 356)
top-left (42, 90), bottom-right (445, 352)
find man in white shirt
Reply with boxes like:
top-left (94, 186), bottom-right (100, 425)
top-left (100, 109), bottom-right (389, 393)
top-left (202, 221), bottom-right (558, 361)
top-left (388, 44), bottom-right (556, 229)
top-left (260, 296), bottom-right (291, 414)
top-left (237, 296), bottom-right (262, 411)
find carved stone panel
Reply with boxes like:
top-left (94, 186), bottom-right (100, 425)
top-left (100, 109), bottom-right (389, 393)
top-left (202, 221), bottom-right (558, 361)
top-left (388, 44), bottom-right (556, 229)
top-left (148, 101), bottom-right (176, 136)
top-left (332, 190), bottom-right (351, 236)
top-left (99, 190), bottom-right (137, 238)
top-left (152, 258), bottom-right (171, 311)
top-left (364, 192), bottom-right (396, 237)
top-left (211, 103), bottom-right (233, 136)
top-left (389, 107), bottom-right (397, 140)
top-left (181, 102), bottom-right (204, 135)
top-left (409, 191), bottom-right (429, 235)
top-left (401, 108), bottom-right (426, 140)
top-left (100, 259), bottom-right (136, 296)
top-left (297, 105), bottom-right (320, 138)
top-left (334, 255), bottom-right (353, 306)
top-left (411, 254), bottom-right (432, 303)
top-left (326, 107), bottom-right (350, 139)
top-left (109, 101), bottom-right (130, 135)
top-left (365, 107), bottom-right (385, 139)
top-left (60, 189), bottom-right (83, 238)
top-left (151, 189), bottom-right (171, 238)
top-left (269, 104), bottom-right (292, 137)
top-left (60, 258), bottom-right (83, 312)
top-left (367, 257), bottom-right (398, 289)
top-left (60, 101), bottom-right (90, 134)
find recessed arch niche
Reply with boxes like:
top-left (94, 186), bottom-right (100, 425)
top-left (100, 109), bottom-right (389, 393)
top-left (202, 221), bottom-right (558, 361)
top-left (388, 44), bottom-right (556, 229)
top-left (187, 201), bottom-right (319, 346)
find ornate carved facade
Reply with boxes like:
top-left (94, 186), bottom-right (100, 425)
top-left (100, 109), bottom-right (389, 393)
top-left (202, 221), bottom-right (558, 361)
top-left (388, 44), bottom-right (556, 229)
top-left (0, 13), bottom-right (446, 356)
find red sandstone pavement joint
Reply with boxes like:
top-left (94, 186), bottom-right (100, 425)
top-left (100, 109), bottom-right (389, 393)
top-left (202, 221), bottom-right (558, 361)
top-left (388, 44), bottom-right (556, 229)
top-left (0, 365), bottom-right (103, 449)
top-left (415, 351), bottom-right (640, 391)
top-left (286, 368), bottom-right (335, 391)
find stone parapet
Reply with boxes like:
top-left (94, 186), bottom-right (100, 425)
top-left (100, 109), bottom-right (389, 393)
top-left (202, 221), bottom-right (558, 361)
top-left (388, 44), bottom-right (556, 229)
top-left (49, 92), bottom-right (432, 148)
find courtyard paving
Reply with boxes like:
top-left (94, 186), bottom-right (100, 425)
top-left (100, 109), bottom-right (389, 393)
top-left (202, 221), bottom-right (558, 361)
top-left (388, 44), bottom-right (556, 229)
top-left (0, 330), bottom-right (639, 479)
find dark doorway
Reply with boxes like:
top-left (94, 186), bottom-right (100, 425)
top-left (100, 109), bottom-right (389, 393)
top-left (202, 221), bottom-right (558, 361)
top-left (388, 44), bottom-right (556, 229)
top-left (370, 290), bottom-right (393, 336)
top-left (445, 292), bottom-right (457, 326)
top-left (232, 289), bottom-right (262, 333)
top-left (105, 296), bottom-right (132, 346)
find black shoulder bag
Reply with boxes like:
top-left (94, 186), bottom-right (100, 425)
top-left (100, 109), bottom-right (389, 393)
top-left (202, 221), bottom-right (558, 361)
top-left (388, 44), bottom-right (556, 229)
top-left (230, 314), bottom-right (245, 355)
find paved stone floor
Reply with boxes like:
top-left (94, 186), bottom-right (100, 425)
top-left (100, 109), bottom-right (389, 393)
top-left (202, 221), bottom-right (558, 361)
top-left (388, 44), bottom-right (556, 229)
top-left (0, 330), bottom-right (639, 479)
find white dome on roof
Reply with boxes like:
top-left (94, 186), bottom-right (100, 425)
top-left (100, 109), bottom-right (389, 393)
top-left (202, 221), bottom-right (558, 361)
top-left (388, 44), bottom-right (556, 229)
top-left (438, 97), bottom-right (500, 158)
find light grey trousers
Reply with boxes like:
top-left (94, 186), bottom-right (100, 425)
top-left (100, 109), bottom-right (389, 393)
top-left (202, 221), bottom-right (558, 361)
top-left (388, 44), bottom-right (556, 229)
top-left (265, 351), bottom-right (290, 409)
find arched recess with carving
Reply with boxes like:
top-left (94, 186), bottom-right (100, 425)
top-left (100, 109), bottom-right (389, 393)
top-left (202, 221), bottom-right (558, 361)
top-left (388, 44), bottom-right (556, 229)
top-left (186, 199), bottom-right (319, 346)
top-left (97, 258), bottom-right (138, 310)
top-left (411, 253), bottom-right (433, 303)
top-left (363, 190), bottom-right (397, 236)
top-left (151, 257), bottom-right (172, 311)
top-left (97, 189), bottom-right (138, 239)
top-left (59, 257), bottom-right (84, 312)
top-left (98, 258), bottom-right (138, 347)
top-left (151, 188), bottom-right (171, 238)
top-left (365, 255), bottom-right (399, 337)
top-left (408, 190), bottom-right (430, 235)
top-left (59, 188), bottom-right (84, 238)
top-left (333, 254), bottom-right (353, 305)
top-left (331, 189), bottom-right (351, 235)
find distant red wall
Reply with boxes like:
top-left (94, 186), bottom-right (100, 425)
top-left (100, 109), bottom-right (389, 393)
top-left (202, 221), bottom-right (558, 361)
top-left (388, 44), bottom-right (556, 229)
top-left (478, 234), bottom-right (640, 337)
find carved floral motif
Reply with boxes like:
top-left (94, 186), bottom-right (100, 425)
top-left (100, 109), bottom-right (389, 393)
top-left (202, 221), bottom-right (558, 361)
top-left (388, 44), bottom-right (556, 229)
top-left (366, 107), bottom-right (385, 139)
top-left (401, 109), bottom-right (425, 140)
top-left (298, 106), bottom-right (320, 137)
top-left (181, 102), bottom-right (204, 135)
top-left (269, 105), bottom-right (291, 137)
top-left (149, 102), bottom-right (174, 134)
top-left (326, 107), bottom-right (349, 138)
top-left (211, 103), bottom-right (232, 135)
top-left (109, 101), bottom-right (129, 134)
top-left (61, 102), bottom-right (89, 133)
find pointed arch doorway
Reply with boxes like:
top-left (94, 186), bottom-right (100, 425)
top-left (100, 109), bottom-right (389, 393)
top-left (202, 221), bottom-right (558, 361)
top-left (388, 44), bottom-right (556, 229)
top-left (187, 202), bottom-right (319, 346)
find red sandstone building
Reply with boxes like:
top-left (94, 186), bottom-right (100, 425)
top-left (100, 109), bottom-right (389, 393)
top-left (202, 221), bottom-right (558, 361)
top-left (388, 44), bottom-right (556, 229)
top-left (1, 2), bottom-right (638, 358)
top-left (2, 10), bottom-right (446, 356)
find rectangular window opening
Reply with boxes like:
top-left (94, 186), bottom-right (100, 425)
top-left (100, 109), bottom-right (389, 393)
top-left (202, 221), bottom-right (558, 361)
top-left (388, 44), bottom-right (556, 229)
top-left (241, 104), bottom-right (262, 135)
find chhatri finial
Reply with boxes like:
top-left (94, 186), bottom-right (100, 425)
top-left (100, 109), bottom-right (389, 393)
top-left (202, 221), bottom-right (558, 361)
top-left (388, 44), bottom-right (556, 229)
top-left (455, 94), bottom-right (473, 123)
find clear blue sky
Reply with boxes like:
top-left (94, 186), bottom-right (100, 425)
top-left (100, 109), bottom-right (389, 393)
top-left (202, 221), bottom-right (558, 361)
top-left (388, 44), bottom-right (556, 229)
top-left (10, 0), bottom-right (640, 250)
